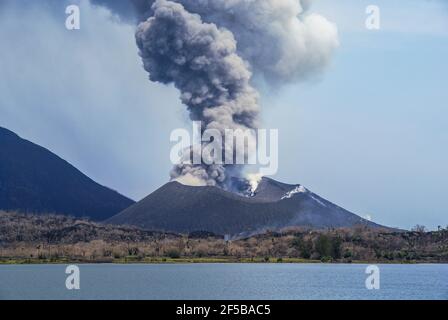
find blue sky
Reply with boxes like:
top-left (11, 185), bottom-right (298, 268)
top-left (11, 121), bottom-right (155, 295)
top-left (0, 0), bottom-right (447, 229)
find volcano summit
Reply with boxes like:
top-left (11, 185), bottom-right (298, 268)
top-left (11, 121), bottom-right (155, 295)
top-left (107, 177), bottom-right (387, 236)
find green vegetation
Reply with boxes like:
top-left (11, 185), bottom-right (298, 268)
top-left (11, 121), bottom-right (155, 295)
top-left (165, 249), bottom-right (181, 259)
top-left (314, 234), bottom-right (342, 261)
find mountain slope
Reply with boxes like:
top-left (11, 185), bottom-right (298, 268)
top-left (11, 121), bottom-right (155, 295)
top-left (0, 127), bottom-right (134, 220)
top-left (107, 177), bottom-right (387, 235)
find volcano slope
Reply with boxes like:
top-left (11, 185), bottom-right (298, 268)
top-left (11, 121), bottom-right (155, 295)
top-left (0, 126), bottom-right (134, 220)
top-left (107, 177), bottom-right (387, 235)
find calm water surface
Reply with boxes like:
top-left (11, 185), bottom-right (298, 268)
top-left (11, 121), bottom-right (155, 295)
top-left (0, 263), bottom-right (447, 300)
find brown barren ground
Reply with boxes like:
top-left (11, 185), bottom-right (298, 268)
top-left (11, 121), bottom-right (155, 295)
top-left (1, 212), bottom-right (447, 264)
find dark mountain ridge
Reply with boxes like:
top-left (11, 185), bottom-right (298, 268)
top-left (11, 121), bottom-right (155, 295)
top-left (0, 126), bottom-right (134, 220)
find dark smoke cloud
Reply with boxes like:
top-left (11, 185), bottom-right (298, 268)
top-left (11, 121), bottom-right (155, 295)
top-left (90, 0), bottom-right (151, 22)
top-left (92, 0), bottom-right (338, 84)
top-left (92, 0), bottom-right (338, 187)
top-left (167, 0), bottom-right (338, 83)
top-left (136, 0), bottom-right (259, 187)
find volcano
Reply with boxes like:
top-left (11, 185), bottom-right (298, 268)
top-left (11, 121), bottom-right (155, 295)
top-left (106, 177), bottom-right (388, 235)
top-left (0, 126), bottom-right (134, 220)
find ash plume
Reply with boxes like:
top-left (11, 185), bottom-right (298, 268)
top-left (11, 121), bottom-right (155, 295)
top-left (136, 0), bottom-right (259, 188)
top-left (92, 0), bottom-right (339, 83)
top-left (157, 0), bottom-right (339, 83)
top-left (91, 0), bottom-right (339, 189)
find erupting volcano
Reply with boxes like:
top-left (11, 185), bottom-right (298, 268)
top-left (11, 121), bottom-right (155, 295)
top-left (121, 0), bottom-right (339, 189)
top-left (107, 177), bottom-right (388, 236)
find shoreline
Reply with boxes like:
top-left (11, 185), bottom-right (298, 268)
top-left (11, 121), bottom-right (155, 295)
top-left (1, 257), bottom-right (444, 265)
